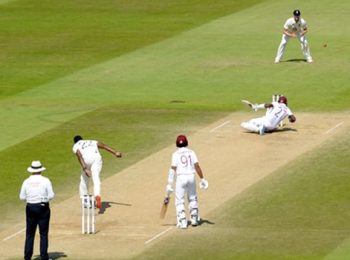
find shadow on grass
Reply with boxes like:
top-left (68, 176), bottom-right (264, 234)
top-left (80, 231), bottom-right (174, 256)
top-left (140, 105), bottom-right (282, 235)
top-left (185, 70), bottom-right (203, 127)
top-left (284, 58), bottom-right (307, 63)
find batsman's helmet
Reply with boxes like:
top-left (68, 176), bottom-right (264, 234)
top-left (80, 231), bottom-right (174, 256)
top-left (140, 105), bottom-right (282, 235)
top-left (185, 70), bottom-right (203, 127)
top-left (293, 9), bottom-right (301, 16)
top-left (176, 135), bottom-right (188, 148)
top-left (278, 95), bottom-right (288, 105)
top-left (73, 135), bottom-right (83, 143)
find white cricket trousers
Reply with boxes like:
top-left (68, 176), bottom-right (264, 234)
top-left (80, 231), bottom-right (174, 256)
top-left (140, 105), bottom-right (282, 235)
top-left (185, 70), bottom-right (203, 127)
top-left (241, 116), bottom-right (266, 133)
top-left (175, 174), bottom-right (199, 223)
top-left (275, 34), bottom-right (312, 62)
top-left (79, 158), bottom-right (102, 198)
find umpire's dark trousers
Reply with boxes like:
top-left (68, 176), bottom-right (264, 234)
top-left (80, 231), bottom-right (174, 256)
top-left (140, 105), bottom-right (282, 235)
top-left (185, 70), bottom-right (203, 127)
top-left (24, 202), bottom-right (51, 260)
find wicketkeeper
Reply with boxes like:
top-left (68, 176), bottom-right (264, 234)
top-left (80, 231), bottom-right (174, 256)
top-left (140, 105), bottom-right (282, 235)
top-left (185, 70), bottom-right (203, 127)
top-left (165, 135), bottom-right (208, 229)
top-left (240, 95), bottom-right (296, 135)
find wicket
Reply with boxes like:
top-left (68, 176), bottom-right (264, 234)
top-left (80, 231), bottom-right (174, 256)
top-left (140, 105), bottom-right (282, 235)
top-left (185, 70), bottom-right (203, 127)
top-left (81, 194), bottom-right (95, 234)
top-left (272, 94), bottom-right (281, 103)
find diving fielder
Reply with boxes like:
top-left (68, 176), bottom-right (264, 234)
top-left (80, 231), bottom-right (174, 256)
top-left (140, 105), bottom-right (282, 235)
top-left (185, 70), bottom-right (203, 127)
top-left (240, 95), bottom-right (296, 135)
top-left (274, 9), bottom-right (313, 63)
top-left (165, 135), bottom-right (208, 229)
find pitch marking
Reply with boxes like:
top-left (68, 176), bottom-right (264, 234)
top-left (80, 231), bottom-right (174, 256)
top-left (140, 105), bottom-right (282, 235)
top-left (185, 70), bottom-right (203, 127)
top-left (144, 227), bottom-right (173, 245)
top-left (325, 122), bottom-right (344, 134)
top-left (210, 120), bottom-right (231, 133)
top-left (2, 228), bottom-right (25, 242)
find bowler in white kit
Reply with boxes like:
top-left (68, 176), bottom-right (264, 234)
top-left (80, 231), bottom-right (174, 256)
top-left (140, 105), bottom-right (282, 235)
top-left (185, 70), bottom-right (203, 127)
top-left (275, 9), bottom-right (313, 63)
top-left (73, 135), bottom-right (122, 209)
top-left (165, 135), bottom-right (208, 229)
top-left (241, 95), bottom-right (296, 135)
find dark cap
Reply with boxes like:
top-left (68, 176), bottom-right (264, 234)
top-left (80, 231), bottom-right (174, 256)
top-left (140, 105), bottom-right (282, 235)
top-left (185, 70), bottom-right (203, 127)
top-left (293, 9), bottom-right (301, 16)
top-left (73, 135), bottom-right (83, 143)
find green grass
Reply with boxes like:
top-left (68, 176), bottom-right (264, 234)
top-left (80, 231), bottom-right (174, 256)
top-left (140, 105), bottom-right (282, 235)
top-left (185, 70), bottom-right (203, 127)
top-left (0, 0), bottom-right (264, 97)
top-left (138, 127), bottom-right (350, 260)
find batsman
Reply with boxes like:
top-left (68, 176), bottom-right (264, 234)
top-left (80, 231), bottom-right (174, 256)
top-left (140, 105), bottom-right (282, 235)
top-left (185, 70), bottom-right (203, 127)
top-left (164, 135), bottom-right (208, 229)
top-left (240, 95), bottom-right (296, 135)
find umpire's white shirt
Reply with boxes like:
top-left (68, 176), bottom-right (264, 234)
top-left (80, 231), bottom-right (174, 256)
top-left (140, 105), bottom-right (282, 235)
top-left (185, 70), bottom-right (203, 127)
top-left (20, 175), bottom-right (55, 203)
top-left (171, 147), bottom-right (198, 175)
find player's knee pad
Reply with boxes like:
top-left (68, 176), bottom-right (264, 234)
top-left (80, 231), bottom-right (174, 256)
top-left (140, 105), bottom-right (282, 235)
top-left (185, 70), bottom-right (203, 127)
top-left (177, 210), bottom-right (186, 219)
top-left (176, 204), bottom-right (185, 214)
top-left (190, 208), bottom-right (198, 217)
top-left (189, 196), bottom-right (198, 209)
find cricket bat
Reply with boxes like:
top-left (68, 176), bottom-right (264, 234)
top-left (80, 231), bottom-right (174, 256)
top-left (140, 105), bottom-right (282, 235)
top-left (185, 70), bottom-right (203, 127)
top-left (241, 99), bottom-right (253, 108)
top-left (160, 196), bottom-right (170, 219)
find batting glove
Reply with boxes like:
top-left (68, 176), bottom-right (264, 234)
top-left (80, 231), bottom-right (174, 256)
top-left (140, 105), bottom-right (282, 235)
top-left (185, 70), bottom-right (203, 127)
top-left (165, 184), bottom-right (173, 196)
top-left (199, 179), bottom-right (209, 190)
top-left (251, 104), bottom-right (258, 112)
top-left (163, 197), bottom-right (170, 205)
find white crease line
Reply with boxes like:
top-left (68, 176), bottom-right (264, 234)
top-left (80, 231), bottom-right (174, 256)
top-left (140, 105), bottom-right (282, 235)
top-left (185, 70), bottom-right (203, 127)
top-left (2, 228), bottom-right (25, 242)
top-left (144, 227), bottom-right (173, 245)
top-left (210, 120), bottom-right (231, 133)
top-left (325, 122), bottom-right (344, 134)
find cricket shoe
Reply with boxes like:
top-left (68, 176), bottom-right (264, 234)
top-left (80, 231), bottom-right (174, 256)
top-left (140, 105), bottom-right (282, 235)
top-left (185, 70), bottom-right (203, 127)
top-left (259, 126), bottom-right (267, 136)
top-left (95, 196), bottom-right (102, 209)
top-left (177, 219), bottom-right (188, 229)
top-left (191, 216), bottom-right (198, 227)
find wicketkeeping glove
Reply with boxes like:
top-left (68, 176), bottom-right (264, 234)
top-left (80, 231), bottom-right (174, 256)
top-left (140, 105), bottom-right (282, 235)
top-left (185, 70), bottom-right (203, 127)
top-left (199, 178), bottom-right (209, 189)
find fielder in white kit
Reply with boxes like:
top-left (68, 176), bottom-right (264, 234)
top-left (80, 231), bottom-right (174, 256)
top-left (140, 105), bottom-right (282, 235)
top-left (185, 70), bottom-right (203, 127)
top-left (241, 95), bottom-right (296, 135)
top-left (274, 9), bottom-right (313, 63)
top-left (165, 135), bottom-right (208, 229)
top-left (73, 135), bottom-right (122, 209)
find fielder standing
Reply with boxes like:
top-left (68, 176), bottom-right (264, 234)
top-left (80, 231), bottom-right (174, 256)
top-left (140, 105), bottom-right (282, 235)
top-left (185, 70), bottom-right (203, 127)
top-left (240, 95), bottom-right (296, 135)
top-left (20, 161), bottom-right (54, 260)
top-left (165, 135), bottom-right (208, 229)
top-left (73, 135), bottom-right (122, 209)
top-left (274, 9), bottom-right (313, 63)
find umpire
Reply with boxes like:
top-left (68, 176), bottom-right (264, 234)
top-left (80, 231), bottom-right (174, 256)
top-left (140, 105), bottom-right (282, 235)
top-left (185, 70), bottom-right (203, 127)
top-left (19, 161), bottom-right (55, 260)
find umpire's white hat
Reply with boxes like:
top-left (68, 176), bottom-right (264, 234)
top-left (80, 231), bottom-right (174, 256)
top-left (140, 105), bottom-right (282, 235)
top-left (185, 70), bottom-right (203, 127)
top-left (27, 160), bottom-right (46, 173)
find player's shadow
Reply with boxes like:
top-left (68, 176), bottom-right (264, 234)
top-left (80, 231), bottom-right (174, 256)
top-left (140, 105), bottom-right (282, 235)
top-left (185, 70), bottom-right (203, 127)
top-left (99, 201), bottom-right (132, 214)
top-left (274, 127), bottom-right (298, 133)
top-left (198, 219), bottom-right (215, 226)
top-left (33, 251), bottom-right (67, 259)
top-left (162, 219), bottom-right (215, 227)
top-left (243, 127), bottom-right (297, 135)
top-left (284, 58), bottom-right (307, 63)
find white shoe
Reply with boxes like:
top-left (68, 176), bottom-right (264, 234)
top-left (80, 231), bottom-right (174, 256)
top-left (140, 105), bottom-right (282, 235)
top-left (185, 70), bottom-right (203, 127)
top-left (274, 60), bottom-right (280, 64)
top-left (191, 217), bottom-right (198, 226)
top-left (177, 219), bottom-right (187, 229)
top-left (307, 58), bottom-right (313, 63)
top-left (259, 126), bottom-right (266, 136)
